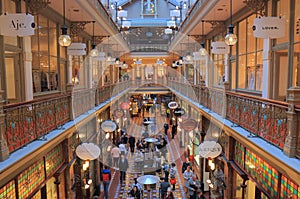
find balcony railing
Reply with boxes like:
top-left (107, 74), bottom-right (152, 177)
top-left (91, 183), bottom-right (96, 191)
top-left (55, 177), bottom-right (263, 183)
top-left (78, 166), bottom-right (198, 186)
top-left (167, 79), bottom-right (291, 151)
top-left (3, 81), bottom-right (130, 153)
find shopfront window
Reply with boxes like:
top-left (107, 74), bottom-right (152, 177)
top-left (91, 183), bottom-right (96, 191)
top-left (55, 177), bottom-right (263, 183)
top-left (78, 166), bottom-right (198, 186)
top-left (276, 0), bottom-right (290, 44)
top-left (293, 0), bottom-right (300, 86)
top-left (212, 54), bottom-right (225, 86)
top-left (236, 15), bottom-right (263, 91)
top-left (31, 15), bottom-right (59, 93)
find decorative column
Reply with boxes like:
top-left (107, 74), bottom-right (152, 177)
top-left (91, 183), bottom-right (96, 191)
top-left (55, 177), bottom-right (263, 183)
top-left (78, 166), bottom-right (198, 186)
top-left (88, 57), bottom-right (93, 89)
top-left (224, 136), bottom-right (235, 199)
top-left (23, 36), bottom-right (34, 101)
top-left (0, 90), bottom-right (9, 161)
top-left (262, 39), bottom-right (272, 99)
top-left (67, 55), bottom-right (73, 86)
top-left (205, 56), bottom-right (210, 87)
top-left (284, 86), bottom-right (300, 157)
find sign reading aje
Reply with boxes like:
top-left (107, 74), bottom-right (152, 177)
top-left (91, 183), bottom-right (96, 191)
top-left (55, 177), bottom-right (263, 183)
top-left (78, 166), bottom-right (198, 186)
top-left (0, 13), bottom-right (36, 36)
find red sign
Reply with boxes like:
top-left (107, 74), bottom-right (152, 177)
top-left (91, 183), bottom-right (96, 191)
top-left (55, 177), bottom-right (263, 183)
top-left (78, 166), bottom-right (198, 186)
top-left (120, 102), bottom-right (130, 110)
top-left (114, 109), bottom-right (124, 118)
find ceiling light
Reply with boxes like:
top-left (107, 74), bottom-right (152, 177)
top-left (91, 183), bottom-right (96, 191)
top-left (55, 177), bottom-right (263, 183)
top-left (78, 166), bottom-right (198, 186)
top-left (58, 0), bottom-right (71, 47)
top-left (90, 21), bottom-right (99, 57)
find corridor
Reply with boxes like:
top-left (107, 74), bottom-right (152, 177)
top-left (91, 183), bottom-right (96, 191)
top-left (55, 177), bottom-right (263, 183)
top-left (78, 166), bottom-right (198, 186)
top-left (106, 105), bottom-right (189, 199)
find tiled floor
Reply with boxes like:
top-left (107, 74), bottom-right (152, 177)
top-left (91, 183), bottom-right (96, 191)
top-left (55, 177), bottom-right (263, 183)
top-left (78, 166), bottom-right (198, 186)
top-left (105, 108), bottom-right (201, 199)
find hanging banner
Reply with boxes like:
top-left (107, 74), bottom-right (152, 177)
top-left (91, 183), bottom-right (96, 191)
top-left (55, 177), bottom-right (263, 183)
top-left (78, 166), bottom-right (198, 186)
top-left (181, 119), bottom-right (197, 131)
top-left (211, 41), bottom-right (230, 54)
top-left (100, 120), bottom-right (117, 132)
top-left (252, 16), bottom-right (285, 39)
top-left (67, 43), bottom-right (87, 56)
top-left (75, 142), bottom-right (100, 160)
top-left (0, 13), bottom-right (36, 36)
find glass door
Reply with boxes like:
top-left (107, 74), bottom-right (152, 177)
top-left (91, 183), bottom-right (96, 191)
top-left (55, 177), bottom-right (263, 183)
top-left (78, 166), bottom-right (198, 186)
top-left (5, 54), bottom-right (21, 103)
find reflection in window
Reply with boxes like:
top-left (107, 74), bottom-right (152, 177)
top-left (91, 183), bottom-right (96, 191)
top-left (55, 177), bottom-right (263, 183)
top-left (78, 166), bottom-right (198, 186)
top-left (31, 15), bottom-right (58, 93)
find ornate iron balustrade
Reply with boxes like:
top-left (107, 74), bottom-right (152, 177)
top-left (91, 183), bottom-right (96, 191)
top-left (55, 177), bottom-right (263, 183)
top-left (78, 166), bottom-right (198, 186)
top-left (166, 79), bottom-right (289, 151)
top-left (4, 95), bottom-right (70, 152)
top-left (3, 81), bottom-right (130, 153)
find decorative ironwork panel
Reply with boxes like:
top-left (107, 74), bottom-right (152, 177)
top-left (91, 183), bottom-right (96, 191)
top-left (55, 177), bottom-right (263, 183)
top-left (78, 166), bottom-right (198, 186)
top-left (35, 101), bottom-right (56, 137)
top-left (281, 175), bottom-right (300, 199)
top-left (234, 141), bottom-right (245, 168)
top-left (31, 191), bottom-right (41, 199)
top-left (55, 96), bottom-right (70, 126)
top-left (5, 105), bottom-right (36, 152)
top-left (261, 192), bottom-right (269, 199)
top-left (210, 89), bottom-right (224, 116)
top-left (0, 180), bottom-right (16, 199)
top-left (45, 144), bottom-right (64, 177)
top-left (18, 160), bottom-right (45, 199)
top-left (245, 149), bottom-right (279, 198)
top-left (226, 94), bottom-right (240, 124)
top-left (258, 103), bottom-right (288, 149)
top-left (239, 99), bottom-right (259, 135)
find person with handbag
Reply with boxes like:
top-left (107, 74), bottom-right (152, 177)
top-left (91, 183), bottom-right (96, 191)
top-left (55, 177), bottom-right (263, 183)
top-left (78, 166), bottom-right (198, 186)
top-left (169, 162), bottom-right (177, 190)
top-left (186, 175), bottom-right (202, 199)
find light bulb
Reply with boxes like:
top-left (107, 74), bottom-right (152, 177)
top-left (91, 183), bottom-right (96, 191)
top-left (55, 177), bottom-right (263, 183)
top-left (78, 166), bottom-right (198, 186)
top-left (199, 47), bottom-right (207, 56)
top-left (225, 25), bottom-right (237, 46)
top-left (90, 48), bottom-right (99, 57)
top-left (105, 132), bottom-right (110, 139)
top-left (88, 179), bottom-right (92, 184)
top-left (58, 26), bottom-right (71, 47)
top-left (84, 184), bottom-right (90, 189)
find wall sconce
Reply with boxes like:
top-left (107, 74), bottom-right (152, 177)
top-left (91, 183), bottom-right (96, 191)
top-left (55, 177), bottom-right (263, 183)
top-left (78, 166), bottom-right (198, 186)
top-left (225, 0), bottom-right (237, 46)
top-left (58, 0), bottom-right (71, 47)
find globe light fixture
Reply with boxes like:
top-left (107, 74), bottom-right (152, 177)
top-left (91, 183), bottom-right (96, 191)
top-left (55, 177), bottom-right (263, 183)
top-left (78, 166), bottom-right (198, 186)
top-left (58, 0), bottom-right (71, 47)
top-left (199, 20), bottom-right (208, 56)
top-left (225, 0), bottom-right (237, 46)
top-left (90, 21), bottom-right (99, 57)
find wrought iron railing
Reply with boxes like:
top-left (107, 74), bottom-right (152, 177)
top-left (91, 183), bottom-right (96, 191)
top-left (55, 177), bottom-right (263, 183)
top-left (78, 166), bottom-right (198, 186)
top-left (167, 79), bottom-right (289, 150)
top-left (3, 81), bottom-right (130, 153)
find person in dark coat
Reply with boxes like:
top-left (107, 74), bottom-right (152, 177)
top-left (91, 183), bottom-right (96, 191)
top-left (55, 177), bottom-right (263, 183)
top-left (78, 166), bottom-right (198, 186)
top-left (129, 135), bottom-right (136, 153)
top-left (119, 154), bottom-right (129, 184)
top-left (171, 125), bottom-right (177, 139)
top-left (164, 123), bottom-right (169, 135)
top-left (160, 177), bottom-right (171, 199)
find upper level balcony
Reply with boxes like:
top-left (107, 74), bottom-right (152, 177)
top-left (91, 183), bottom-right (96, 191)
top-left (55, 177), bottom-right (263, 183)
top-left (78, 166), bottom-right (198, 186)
top-left (0, 73), bottom-right (299, 162)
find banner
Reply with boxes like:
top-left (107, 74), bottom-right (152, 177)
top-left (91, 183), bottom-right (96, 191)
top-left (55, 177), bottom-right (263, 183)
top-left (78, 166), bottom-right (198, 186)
top-left (252, 16), bottom-right (285, 39)
top-left (0, 13), bottom-right (35, 36)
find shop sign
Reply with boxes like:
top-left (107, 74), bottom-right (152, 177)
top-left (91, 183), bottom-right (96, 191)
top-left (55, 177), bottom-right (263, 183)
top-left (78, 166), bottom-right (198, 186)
top-left (211, 41), bottom-right (230, 54)
top-left (67, 43), bottom-right (87, 56)
top-left (168, 101), bottom-right (178, 109)
top-left (100, 120), bottom-right (117, 132)
top-left (0, 13), bottom-right (35, 36)
top-left (199, 141), bottom-right (222, 158)
top-left (173, 108), bottom-right (185, 117)
top-left (113, 109), bottom-right (124, 118)
top-left (75, 142), bottom-right (100, 160)
top-left (252, 16), bottom-right (285, 39)
top-left (181, 119), bottom-right (197, 131)
top-left (120, 102), bottom-right (130, 110)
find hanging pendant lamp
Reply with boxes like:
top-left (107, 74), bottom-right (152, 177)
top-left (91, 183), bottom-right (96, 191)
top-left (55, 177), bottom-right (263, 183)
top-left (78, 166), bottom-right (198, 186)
top-left (225, 0), bottom-right (237, 46)
top-left (199, 20), bottom-right (208, 56)
top-left (90, 21), bottom-right (99, 57)
top-left (58, 0), bottom-right (71, 47)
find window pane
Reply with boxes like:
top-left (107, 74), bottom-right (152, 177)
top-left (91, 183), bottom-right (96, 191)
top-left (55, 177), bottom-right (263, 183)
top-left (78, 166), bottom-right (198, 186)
top-left (49, 20), bottom-right (57, 56)
top-left (238, 55), bottom-right (246, 89)
top-left (295, 0), bottom-right (300, 42)
top-left (247, 15), bottom-right (256, 53)
top-left (293, 43), bottom-right (300, 86)
top-left (276, 0), bottom-right (290, 44)
top-left (231, 61), bottom-right (236, 89)
top-left (238, 19), bottom-right (247, 55)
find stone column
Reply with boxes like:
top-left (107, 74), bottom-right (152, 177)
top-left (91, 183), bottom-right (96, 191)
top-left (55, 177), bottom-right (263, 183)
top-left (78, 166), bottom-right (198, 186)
top-left (23, 37), bottom-right (33, 101)
top-left (0, 90), bottom-right (9, 161)
top-left (67, 55), bottom-right (73, 85)
top-left (284, 86), bottom-right (300, 157)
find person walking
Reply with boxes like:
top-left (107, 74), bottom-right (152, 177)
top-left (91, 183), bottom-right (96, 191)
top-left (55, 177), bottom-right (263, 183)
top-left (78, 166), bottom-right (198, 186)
top-left (119, 154), bottom-right (129, 184)
top-left (171, 125), bottom-right (177, 139)
top-left (186, 175), bottom-right (201, 199)
top-left (169, 162), bottom-right (177, 190)
top-left (101, 166), bottom-right (111, 199)
top-left (128, 186), bottom-right (141, 199)
top-left (182, 157), bottom-right (191, 173)
top-left (129, 135), bottom-right (136, 153)
top-left (160, 177), bottom-right (170, 199)
top-left (183, 166), bottom-right (194, 193)
top-left (163, 123), bottom-right (169, 135)
top-left (111, 145), bottom-right (121, 168)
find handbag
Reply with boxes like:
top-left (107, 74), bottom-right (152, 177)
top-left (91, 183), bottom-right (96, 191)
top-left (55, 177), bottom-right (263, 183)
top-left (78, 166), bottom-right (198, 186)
top-left (170, 177), bottom-right (176, 185)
